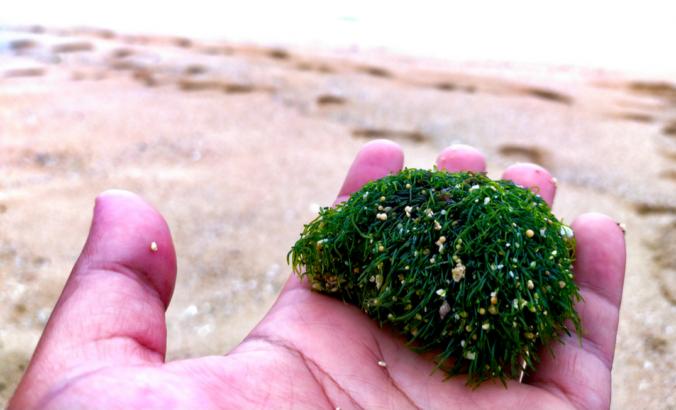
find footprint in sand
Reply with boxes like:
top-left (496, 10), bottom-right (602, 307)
top-left (8, 39), bottom-right (37, 52)
top-left (433, 82), bottom-right (477, 93)
top-left (662, 120), bottom-right (676, 136)
top-left (132, 69), bottom-right (157, 87)
top-left (661, 150), bottom-right (676, 162)
top-left (3, 67), bottom-right (46, 78)
top-left (108, 60), bottom-right (140, 71)
top-left (295, 62), bottom-right (335, 74)
top-left (110, 48), bottom-right (135, 59)
top-left (628, 81), bottom-right (676, 101)
top-left (223, 83), bottom-right (258, 94)
top-left (177, 79), bottom-right (259, 94)
top-left (646, 220), bottom-right (676, 306)
top-left (352, 128), bottom-right (429, 143)
top-left (632, 202), bottom-right (676, 216)
top-left (266, 48), bottom-right (291, 60)
top-left (498, 144), bottom-right (549, 167)
top-left (183, 64), bottom-right (208, 76)
top-left (75, 27), bottom-right (116, 40)
top-left (199, 45), bottom-right (233, 56)
top-left (177, 79), bottom-right (221, 92)
top-left (659, 169), bottom-right (676, 181)
top-left (316, 94), bottom-right (347, 106)
top-left (519, 86), bottom-right (574, 105)
top-left (645, 334), bottom-right (669, 354)
top-left (52, 42), bottom-right (94, 53)
top-left (356, 65), bottom-right (393, 79)
top-left (171, 37), bottom-right (193, 48)
top-left (608, 112), bottom-right (655, 123)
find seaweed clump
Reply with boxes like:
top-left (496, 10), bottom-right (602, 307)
top-left (289, 169), bottom-right (581, 386)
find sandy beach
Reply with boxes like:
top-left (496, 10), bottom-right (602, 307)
top-left (0, 26), bottom-right (674, 408)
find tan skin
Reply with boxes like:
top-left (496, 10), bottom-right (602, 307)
top-left (10, 141), bottom-right (626, 409)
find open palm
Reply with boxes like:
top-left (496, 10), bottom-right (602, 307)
top-left (10, 141), bottom-right (625, 410)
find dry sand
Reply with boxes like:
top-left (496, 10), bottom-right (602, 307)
top-left (0, 26), bottom-right (674, 408)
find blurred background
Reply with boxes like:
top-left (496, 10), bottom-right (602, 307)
top-left (2, 0), bottom-right (676, 75)
top-left (1, 1), bottom-right (675, 408)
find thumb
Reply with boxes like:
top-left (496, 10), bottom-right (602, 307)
top-left (10, 190), bottom-right (177, 409)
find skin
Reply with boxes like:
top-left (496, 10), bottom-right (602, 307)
top-left (10, 140), bottom-right (626, 410)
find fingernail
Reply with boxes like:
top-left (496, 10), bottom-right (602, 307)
top-left (92, 190), bottom-right (143, 227)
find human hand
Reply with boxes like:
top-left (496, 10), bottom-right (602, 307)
top-left (10, 140), bottom-right (625, 409)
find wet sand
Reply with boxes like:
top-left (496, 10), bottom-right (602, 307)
top-left (0, 26), bottom-right (674, 408)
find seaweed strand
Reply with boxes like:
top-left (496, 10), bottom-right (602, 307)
top-left (289, 169), bottom-right (581, 386)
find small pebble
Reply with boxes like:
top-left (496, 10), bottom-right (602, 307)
top-left (618, 222), bottom-right (627, 233)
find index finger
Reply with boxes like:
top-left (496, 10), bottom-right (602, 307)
top-left (335, 139), bottom-right (404, 204)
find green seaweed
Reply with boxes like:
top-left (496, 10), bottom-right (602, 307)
top-left (289, 169), bottom-right (581, 386)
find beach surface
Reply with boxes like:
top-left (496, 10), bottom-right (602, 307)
top-left (0, 26), bottom-right (674, 408)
